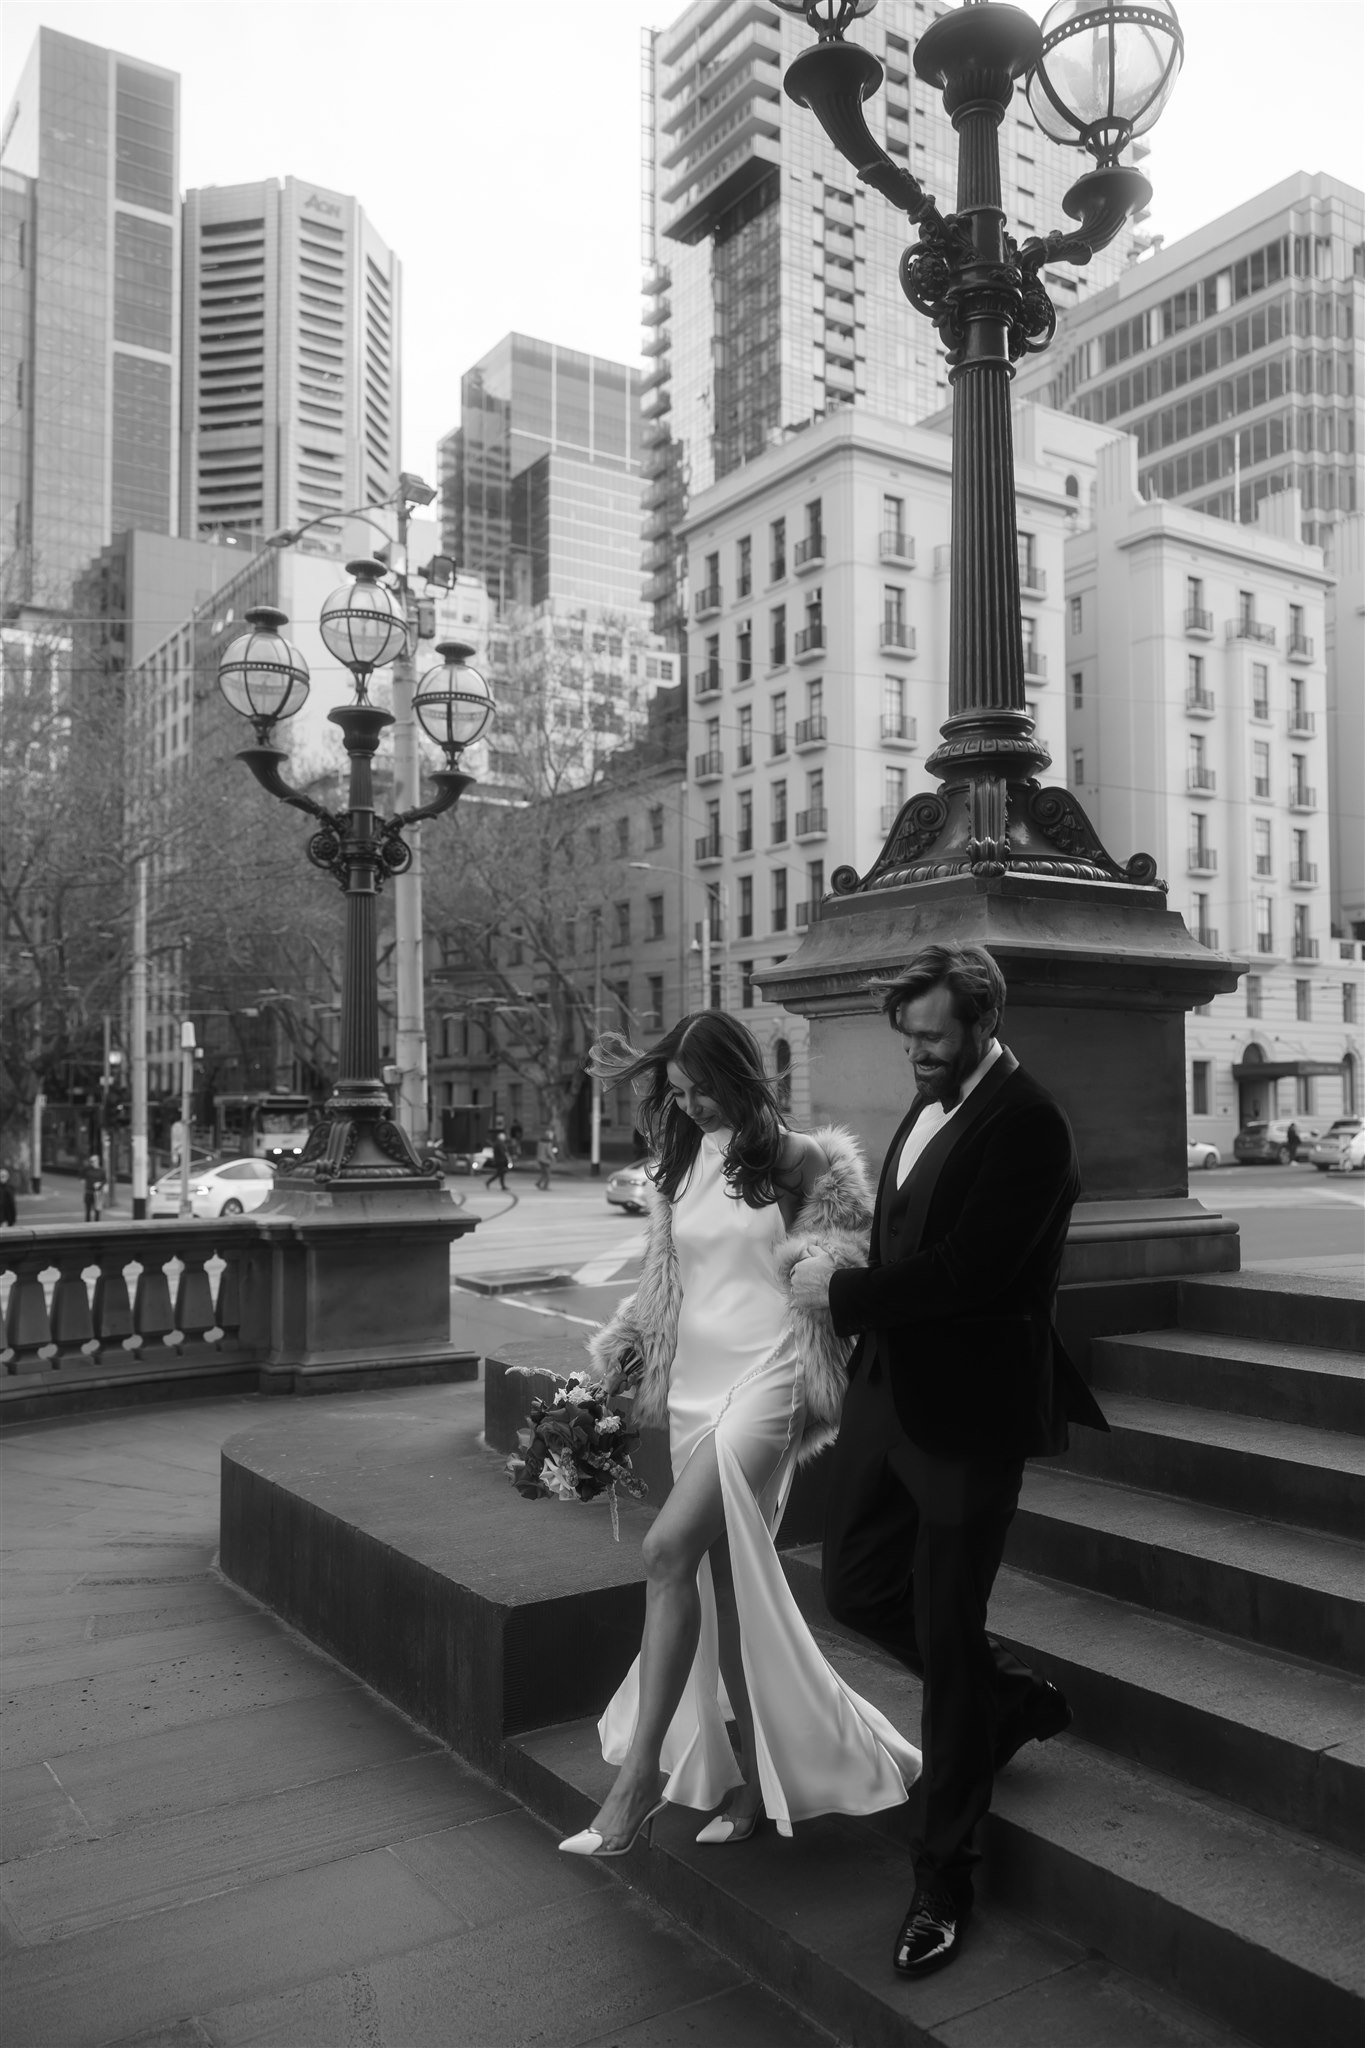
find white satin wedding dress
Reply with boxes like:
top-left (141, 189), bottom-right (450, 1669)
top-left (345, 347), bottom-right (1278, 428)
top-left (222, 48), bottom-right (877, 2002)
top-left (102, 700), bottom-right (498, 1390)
top-left (598, 1129), bottom-right (920, 1835)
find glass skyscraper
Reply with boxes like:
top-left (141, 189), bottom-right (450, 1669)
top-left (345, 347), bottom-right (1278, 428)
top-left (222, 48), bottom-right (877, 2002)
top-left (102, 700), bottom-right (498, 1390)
top-left (0, 28), bottom-right (180, 610)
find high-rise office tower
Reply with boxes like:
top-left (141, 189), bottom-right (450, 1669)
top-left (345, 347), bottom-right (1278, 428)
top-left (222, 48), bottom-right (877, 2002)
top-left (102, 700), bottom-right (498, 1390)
top-left (439, 332), bottom-right (644, 613)
top-left (641, 0), bottom-right (1143, 642)
top-left (1, 28), bottom-right (180, 610)
top-left (1013, 174), bottom-right (1364, 551)
top-left (180, 179), bottom-right (401, 546)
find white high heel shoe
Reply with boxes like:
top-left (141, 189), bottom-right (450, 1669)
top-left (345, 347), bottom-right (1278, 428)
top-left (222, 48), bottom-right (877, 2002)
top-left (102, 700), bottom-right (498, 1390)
top-left (559, 1797), bottom-right (667, 1858)
top-left (696, 1807), bottom-right (762, 1845)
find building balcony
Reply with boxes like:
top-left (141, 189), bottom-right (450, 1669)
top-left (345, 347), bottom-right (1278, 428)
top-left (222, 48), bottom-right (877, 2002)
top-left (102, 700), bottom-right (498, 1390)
top-left (795, 807), bottom-right (828, 841)
top-left (1185, 607), bottom-right (1214, 638)
top-left (794, 623), bottom-right (825, 659)
top-left (1023, 650), bottom-right (1047, 682)
top-left (794, 715), bottom-right (827, 750)
top-left (880, 622), bottom-right (916, 655)
top-left (880, 530), bottom-right (914, 566)
top-left (794, 535), bottom-right (825, 571)
top-left (695, 832), bottom-right (722, 865)
top-left (769, 733), bottom-right (788, 759)
top-left (694, 584), bottom-right (722, 618)
top-left (694, 750), bottom-right (723, 783)
top-left (641, 418), bottom-right (672, 449)
top-left (640, 387), bottom-right (672, 422)
top-left (1186, 767), bottom-right (1217, 792)
top-left (881, 712), bottom-right (917, 748)
top-left (641, 328), bottom-right (671, 359)
top-left (693, 663), bottom-right (722, 700)
top-left (639, 360), bottom-right (670, 393)
top-left (1187, 848), bottom-right (1217, 874)
top-left (1287, 709), bottom-right (1315, 736)
top-left (1288, 784), bottom-right (1317, 811)
top-left (1186, 687), bottom-right (1216, 716)
top-left (1288, 633), bottom-right (1313, 659)
top-left (1018, 563), bottom-right (1047, 599)
top-left (1293, 935), bottom-right (1320, 960)
top-left (1194, 927), bottom-right (1220, 949)
top-left (1228, 618), bottom-right (1276, 645)
top-left (735, 827), bottom-right (753, 854)
top-left (1289, 862), bottom-right (1319, 887)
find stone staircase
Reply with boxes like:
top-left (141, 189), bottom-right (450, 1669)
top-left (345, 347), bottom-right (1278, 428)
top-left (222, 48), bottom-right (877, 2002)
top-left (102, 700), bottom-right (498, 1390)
top-left (777, 1270), bottom-right (1365, 2046)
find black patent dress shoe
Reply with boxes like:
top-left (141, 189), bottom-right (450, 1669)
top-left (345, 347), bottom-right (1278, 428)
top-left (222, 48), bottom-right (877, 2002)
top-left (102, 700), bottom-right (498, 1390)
top-left (892, 1882), bottom-right (970, 1977)
top-left (995, 1678), bottom-right (1073, 1771)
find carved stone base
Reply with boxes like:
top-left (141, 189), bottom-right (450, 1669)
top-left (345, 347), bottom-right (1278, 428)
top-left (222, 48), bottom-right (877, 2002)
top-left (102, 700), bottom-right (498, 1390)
top-left (757, 867), bottom-right (1243, 1205)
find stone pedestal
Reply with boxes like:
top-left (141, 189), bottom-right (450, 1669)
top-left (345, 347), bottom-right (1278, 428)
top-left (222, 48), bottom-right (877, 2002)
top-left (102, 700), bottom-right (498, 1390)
top-left (759, 869), bottom-right (1246, 1343)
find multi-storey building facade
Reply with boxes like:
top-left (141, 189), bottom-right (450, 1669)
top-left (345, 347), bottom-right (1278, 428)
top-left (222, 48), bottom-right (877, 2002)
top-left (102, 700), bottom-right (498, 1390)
top-left (1014, 174), bottom-right (1364, 552)
top-left (678, 404), bottom-right (1073, 1117)
top-left (180, 179), bottom-right (401, 547)
top-left (1, 29), bottom-right (180, 609)
top-left (1066, 437), bottom-right (1360, 1138)
top-left (641, 0), bottom-right (1142, 643)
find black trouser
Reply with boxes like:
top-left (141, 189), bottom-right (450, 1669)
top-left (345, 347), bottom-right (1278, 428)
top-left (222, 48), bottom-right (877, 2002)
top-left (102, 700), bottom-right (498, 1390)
top-left (822, 1353), bottom-right (1043, 1898)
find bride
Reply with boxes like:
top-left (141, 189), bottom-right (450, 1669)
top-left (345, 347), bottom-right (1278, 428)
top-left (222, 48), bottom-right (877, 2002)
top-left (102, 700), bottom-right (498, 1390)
top-left (560, 1011), bottom-right (919, 1857)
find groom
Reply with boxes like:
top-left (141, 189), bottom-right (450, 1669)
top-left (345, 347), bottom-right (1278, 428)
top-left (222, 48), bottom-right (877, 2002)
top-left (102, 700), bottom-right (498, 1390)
top-left (790, 942), bottom-right (1105, 1979)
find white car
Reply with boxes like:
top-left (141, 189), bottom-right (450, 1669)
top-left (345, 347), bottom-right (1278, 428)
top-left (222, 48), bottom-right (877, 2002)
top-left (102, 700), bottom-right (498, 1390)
top-left (148, 1157), bottom-right (275, 1218)
top-left (606, 1161), bottom-right (653, 1213)
top-left (1187, 1138), bottom-right (1221, 1171)
top-left (1336, 1126), bottom-right (1365, 1173)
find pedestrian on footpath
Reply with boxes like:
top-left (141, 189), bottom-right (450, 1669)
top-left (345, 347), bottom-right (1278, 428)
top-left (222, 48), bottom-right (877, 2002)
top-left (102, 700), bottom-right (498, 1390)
top-left (0, 1167), bottom-right (17, 1227)
top-left (484, 1134), bottom-right (510, 1192)
top-left (535, 1127), bottom-right (558, 1190)
top-left (81, 1152), bottom-right (105, 1223)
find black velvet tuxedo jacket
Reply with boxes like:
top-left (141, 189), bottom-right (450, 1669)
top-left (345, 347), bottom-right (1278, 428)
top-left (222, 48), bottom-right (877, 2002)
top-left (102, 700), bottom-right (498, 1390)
top-left (827, 1051), bottom-right (1107, 1463)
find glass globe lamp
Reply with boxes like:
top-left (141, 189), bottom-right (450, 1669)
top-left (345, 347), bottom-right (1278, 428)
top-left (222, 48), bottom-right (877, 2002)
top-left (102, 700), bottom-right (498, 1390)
top-left (217, 606), bottom-right (310, 734)
top-left (772, 0), bottom-right (878, 37)
top-left (413, 642), bottom-right (495, 759)
top-left (318, 558), bottom-right (408, 688)
top-left (1027, 0), bottom-right (1183, 166)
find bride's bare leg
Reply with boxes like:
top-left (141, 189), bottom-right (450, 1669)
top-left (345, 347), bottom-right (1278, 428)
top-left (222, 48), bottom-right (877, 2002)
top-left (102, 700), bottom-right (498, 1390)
top-left (590, 1434), bottom-right (727, 1847)
top-left (711, 1537), bottom-right (762, 1820)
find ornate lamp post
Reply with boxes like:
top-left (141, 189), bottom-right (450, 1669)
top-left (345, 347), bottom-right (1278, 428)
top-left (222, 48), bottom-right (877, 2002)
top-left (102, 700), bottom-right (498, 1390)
top-left (776, 0), bottom-right (1182, 887)
top-left (764, 0), bottom-right (1242, 1268)
top-left (217, 571), bottom-right (493, 1197)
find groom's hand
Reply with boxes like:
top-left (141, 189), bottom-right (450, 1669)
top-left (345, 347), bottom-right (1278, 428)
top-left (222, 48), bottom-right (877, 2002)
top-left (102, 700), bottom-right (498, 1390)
top-left (789, 1252), bottom-right (835, 1308)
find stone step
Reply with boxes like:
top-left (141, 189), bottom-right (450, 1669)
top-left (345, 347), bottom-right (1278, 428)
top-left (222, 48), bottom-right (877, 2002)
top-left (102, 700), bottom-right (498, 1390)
top-left (506, 1716), bottom-right (1263, 2048)
top-left (1062, 1390), bottom-right (1365, 1539)
top-left (1178, 1273), bottom-right (1365, 1356)
top-left (1091, 1328), bottom-right (1365, 1436)
top-left (1009, 1466), bottom-right (1364, 1674)
top-left (508, 1670), bottom-right (1364, 2048)
top-left (782, 1546), bottom-right (1365, 1858)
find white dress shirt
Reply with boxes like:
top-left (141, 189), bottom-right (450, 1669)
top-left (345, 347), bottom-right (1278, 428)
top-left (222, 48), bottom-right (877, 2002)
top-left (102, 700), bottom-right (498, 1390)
top-left (895, 1039), bottom-right (1004, 1190)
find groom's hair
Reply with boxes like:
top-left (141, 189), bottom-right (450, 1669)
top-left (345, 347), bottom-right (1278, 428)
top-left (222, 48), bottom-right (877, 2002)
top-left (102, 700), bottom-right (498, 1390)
top-left (872, 944), bottom-right (1006, 1032)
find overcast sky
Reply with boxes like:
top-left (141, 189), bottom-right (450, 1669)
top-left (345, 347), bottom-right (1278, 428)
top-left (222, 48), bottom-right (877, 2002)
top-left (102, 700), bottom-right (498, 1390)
top-left (4, 0), bottom-right (1362, 477)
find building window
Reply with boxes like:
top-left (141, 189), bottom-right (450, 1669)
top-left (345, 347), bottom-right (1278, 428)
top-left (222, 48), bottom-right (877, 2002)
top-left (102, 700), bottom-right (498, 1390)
top-left (1191, 1061), bottom-right (1211, 1116)
top-left (1186, 574), bottom-right (1203, 612)
top-left (648, 805), bottom-right (664, 848)
top-left (614, 902), bottom-right (631, 946)
top-left (1296, 979), bottom-right (1311, 1021)
top-left (882, 585), bottom-right (906, 639)
top-left (647, 894), bottom-right (664, 941)
top-left (1245, 973), bottom-right (1263, 1018)
top-left (1256, 899), bottom-right (1274, 954)
top-left (882, 493), bottom-right (905, 548)
top-left (770, 606), bottom-right (786, 667)
top-left (1071, 748), bottom-right (1084, 785)
top-left (1069, 594), bottom-right (1083, 633)
top-left (772, 868), bottom-right (788, 933)
top-left (771, 691), bottom-right (787, 752)
top-left (646, 975), bottom-right (664, 1030)
top-left (1253, 741), bottom-right (1271, 799)
top-left (738, 874), bottom-right (753, 939)
top-left (770, 517), bottom-right (786, 581)
top-left (771, 779), bottom-right (788, 843)
top-left (1071, 670), bottom-right (1083, 708)
top-left (737, 786), bottom-right (753, 851)
top-left (1254, 818), bottom-right (1272, 875)
top-left (737, 620), bottom-right (752, 683)
top-left (1252, 664), bottom-right (1270, 719)
top-left (1296, 1075), bottom-right (1315, 1114)
top-left (1343, 984), bottom-right (1357, 1024)
top-left (737, 535), bottom-right (752, 597)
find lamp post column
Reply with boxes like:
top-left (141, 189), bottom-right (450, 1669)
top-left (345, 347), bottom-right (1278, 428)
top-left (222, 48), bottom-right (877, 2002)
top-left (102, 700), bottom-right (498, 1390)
top-left (131, 855), bottom-right (149, 1218)
top-left (390, 497), bottom-right (429, 1146)
top-left (327, 702), bottom-right (392, 1125)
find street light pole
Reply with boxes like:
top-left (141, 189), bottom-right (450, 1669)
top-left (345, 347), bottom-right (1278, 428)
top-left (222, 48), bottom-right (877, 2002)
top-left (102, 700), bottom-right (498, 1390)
top-left (131, 856), bottom-right (149, 1219)
top-left (629, 861), bottom-right (729, 1014)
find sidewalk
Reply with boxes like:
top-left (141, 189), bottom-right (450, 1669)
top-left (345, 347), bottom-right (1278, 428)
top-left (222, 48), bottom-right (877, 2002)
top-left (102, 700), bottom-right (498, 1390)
top-left (1, 1393), bottom-right (829, 2048)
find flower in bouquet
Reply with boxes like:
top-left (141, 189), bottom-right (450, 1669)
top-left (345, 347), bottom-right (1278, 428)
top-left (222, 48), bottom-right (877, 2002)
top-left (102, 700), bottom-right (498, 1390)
top-left (504, 1366), bottom-right (648, 1539)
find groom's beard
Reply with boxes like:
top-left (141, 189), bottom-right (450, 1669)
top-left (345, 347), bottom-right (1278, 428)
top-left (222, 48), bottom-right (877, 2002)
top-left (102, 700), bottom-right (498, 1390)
top-left (914, 1038), bottom-right (984, 1110)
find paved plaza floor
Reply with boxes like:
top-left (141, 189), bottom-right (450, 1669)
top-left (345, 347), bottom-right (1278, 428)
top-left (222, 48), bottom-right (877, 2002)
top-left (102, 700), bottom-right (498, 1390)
top-left (0, 1396), bottom-right (830, 2048)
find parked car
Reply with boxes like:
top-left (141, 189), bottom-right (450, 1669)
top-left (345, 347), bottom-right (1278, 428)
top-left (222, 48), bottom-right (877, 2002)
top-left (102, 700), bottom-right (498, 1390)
top-left (148, 1156), bottom-right (275, 1218)
top-left (606, 1161), bottom-right (654, 1213)
top-left (1308, 1118), bottom-right (1363, 1171)
top-left (1187, 1138), bottom-right (1221, 1171)
top-left (1232, 1118), bottom-right (1324, 1165)
top-left (1342, 1127), bottom-right (1365, 1172)
top-left (447, 1146), bottom-right (493, 1175)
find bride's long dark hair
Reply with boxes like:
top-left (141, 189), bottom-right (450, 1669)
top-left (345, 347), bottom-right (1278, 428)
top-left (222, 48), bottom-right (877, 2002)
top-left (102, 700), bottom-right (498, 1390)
top-left (587, 1012), bottom-right (790, 1208)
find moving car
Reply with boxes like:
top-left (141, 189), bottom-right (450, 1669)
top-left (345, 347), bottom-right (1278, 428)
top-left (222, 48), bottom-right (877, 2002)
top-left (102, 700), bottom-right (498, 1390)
top-left (1308, 1118), bottom-right (1363, 1171)
top-left (1187, 1138), bottom-right (1221, 1171)
top-left (148, 1157), bottom-right (275, 1218)
top-left (606, 1161), bottom-right (653, 1213)
top-left (1232, 1118), bottom-right (1324, 1165)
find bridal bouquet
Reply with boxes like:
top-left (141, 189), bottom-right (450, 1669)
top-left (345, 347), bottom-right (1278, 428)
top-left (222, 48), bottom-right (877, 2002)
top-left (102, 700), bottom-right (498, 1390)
top-left (504, 1365), bottom-right (647, 1540)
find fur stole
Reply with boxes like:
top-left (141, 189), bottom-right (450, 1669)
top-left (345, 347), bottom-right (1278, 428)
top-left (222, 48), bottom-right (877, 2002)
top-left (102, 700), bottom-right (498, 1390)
top-left (585, 1124), bottom-right (873, 1464)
